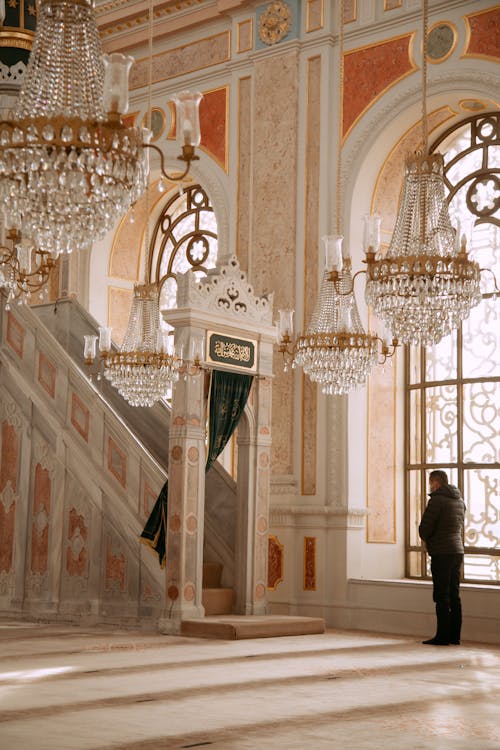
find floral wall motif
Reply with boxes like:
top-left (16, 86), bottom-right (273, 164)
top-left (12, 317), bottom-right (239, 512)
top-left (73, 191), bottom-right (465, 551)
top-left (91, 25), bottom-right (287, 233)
top-left (30, 463), bottom-right (51, 576)
top-left (66, 507), bottom-right (88, 579)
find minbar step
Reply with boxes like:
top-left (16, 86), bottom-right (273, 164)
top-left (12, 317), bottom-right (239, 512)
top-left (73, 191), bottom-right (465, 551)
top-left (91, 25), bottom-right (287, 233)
top-left (181, 615), bottom-right (326, 640)
top-left (202, 587), bottom-right (234, 616)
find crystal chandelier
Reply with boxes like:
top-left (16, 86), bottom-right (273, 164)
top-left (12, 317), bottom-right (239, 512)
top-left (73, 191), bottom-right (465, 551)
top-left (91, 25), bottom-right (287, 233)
top-left (0, 228), bottom-right (54, 308)
top-left (364, 0), bottom-right (482, 345)
top-left (84, 283), bottom-right (181, 408)
top-left (289, 239), bottom-right (380, 396)
top-left (0, 0), bottom-right (201, 259)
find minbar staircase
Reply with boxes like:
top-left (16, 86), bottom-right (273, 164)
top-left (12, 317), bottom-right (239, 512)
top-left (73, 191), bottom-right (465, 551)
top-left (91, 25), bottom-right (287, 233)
top-left (0, 299), bottom-right (237, 626)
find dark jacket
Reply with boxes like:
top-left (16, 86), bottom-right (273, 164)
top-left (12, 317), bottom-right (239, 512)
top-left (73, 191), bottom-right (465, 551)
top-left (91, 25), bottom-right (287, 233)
top-left (419, 484), bottom-right (465, 556)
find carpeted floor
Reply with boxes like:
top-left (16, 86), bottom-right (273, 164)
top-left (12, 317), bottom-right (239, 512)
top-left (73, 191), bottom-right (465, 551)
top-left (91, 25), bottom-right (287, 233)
top-left (0, 621), bottom-right (499, 749)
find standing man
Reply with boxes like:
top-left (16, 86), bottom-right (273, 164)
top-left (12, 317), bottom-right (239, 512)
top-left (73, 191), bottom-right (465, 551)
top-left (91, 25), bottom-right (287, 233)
top-left (419, 470), bottom-right (466, 646)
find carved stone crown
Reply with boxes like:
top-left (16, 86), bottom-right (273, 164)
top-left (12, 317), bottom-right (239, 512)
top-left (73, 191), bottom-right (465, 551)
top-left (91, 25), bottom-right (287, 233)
top-left (176, 255), bottom-right (274, 325)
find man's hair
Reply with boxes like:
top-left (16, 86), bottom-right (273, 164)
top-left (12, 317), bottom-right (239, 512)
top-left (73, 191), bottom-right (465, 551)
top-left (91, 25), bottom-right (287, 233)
top-left (429, 469), bottom-right (448, 486)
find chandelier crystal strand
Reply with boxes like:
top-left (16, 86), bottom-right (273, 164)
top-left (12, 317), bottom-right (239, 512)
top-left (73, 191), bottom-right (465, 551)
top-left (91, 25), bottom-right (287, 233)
top-left (0, 0), bottom-right (147, 257)
top-left (364, 0), bottom-right (481, 345)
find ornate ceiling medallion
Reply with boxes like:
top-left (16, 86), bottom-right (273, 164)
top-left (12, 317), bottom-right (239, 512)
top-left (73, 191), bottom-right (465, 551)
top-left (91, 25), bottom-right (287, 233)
top-left (259, 0), bottom-right (292, 46)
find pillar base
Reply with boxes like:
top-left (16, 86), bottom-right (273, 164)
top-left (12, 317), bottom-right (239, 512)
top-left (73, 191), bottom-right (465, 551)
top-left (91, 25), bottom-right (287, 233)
top-left (158, 603), bottom-right (205, 634)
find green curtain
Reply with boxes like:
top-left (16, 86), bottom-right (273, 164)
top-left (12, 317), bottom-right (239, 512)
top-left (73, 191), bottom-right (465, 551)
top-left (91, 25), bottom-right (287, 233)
top-left (206, 370), bottom-right (254, 473)
top-left (140, 370), bottom-right (254, 568)
top-left (140, 480), bottom-right (168, 568)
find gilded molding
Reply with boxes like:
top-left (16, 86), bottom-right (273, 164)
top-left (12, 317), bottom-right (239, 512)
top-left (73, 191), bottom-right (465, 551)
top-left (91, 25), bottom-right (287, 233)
top-left (237, 18), bottom-right (253, 53)
top-left (306, 0), bottom-right (323, 33)
top-left (426, 21), bottom-right (458, 65)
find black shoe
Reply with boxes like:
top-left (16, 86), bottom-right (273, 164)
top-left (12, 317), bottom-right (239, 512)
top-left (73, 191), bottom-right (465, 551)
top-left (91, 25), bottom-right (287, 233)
top-left (422, 638), bottom-right (449, 645)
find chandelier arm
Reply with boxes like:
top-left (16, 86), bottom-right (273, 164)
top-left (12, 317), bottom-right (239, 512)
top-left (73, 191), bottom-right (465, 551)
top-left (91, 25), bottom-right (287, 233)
top-left (376, 335), bottom-right (399, 365)
top-left (327, 267), bottom-right (366, 294)
top-left (143, 142), bottom-right (198, 182)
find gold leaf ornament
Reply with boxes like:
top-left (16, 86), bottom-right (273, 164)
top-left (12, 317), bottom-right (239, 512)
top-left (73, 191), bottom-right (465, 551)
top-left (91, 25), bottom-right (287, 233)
top-left (259, 0), bottom-right (292, 46)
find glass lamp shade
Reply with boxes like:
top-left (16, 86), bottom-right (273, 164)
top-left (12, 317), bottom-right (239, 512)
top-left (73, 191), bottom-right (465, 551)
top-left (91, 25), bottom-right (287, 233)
top-left (172, 91), bottom-right (203, 147)
top-left (322, 235), bottom-right (343, 272)
top-left (103, 53), bottom-right (134, 114)
top-left (278, 308), bottom-right (294, 339)
top-left (363, 214), bottom-right (381, 253)
top-left (16, 242), bottom-right (32, 274)
top-left (84, 334), bottom-right (98, 361)
top-left (98, 326), bottom-right (112, 352)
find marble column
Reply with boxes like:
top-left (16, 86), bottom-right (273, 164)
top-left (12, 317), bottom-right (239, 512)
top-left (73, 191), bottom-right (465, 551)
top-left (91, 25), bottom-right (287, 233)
top-left (159, 359), bottom-right (207, 634)
top-left (235, 376), bottom-right (272, 615)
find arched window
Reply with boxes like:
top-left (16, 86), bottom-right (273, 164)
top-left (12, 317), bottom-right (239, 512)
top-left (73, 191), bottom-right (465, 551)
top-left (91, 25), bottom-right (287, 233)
top-left (406, 113), bottom-right (500, 584)
top-left (148, 183), bottom-right (218, 311)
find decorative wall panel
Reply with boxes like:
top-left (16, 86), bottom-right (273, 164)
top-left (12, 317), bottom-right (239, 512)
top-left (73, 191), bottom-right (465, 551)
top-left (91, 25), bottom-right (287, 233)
top-left (199, 87), bottom-right (228, 171)
top-left (251, 50), bottom-right (298, 475)
top-left (6, 312), bottom-right (25, 359)
top-left (343, 34), bottom-right (416, 139)
top-left (367, 340), bottom-right (397, 543)
top-left (129, 32), bottom-right (231, 90)
top-left (108, 436), bottom-right (127, 488)
top-left (237, 19), bottom-right (253, 53)
top-left (267, 534), bottom-right (284, 589)
top-left (306, 0), bottom-right (324, 32)
top-left (304, 536), bottom-right (316, 590)
top-left (343, 0), bottom-right (356, 23)
top-left (71, 393), bottom-right (90, 442)
top-left (0, 421), bottom-right (19, 581)
top-left (464, 7), bottom-right (500, 61)
top-left (38, 352), bottom-right (56, 399)
top-left (105, 535), bottom-right (127, 593)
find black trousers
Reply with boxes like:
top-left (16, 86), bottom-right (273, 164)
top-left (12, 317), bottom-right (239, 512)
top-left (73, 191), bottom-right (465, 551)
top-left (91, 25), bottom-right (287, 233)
top-left (430, 553), bottom-right (463, 643)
